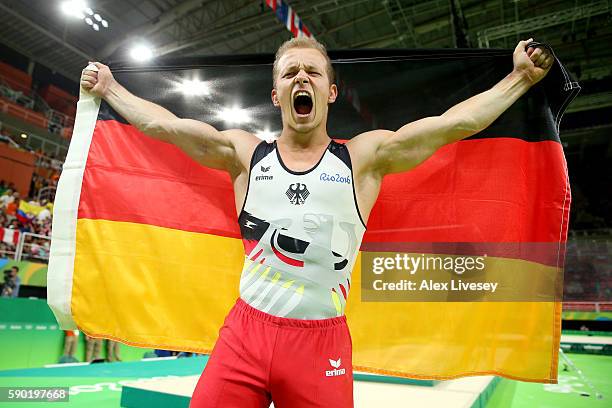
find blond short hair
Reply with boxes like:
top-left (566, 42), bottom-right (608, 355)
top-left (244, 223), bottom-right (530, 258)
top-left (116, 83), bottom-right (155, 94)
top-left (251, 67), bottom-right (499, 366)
top-left (273, 37), bottom-right (335, 87)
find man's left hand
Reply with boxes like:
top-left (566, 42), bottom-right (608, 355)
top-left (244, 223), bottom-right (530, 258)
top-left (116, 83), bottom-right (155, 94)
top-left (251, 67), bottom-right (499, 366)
top-left (513, 38), bottom-right (554, 85)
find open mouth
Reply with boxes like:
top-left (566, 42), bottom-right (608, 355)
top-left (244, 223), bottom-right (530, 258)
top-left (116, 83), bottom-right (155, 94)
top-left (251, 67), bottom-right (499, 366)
top-left (293, 91), bottom-right (313, 116)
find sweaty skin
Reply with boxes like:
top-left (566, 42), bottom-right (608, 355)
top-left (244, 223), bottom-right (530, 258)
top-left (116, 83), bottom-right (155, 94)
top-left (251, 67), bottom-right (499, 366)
top-left (80, 38), bottom-right (553, 222)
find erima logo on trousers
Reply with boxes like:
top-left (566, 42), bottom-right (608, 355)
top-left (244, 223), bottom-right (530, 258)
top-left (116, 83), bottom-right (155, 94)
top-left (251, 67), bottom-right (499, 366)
top-left (325, 358), bottom-right (346, 377)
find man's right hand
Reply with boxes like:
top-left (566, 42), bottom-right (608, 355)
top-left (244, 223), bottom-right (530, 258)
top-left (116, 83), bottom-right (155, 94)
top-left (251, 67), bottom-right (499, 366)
top-left (80, 62), bottom-right (114, 98)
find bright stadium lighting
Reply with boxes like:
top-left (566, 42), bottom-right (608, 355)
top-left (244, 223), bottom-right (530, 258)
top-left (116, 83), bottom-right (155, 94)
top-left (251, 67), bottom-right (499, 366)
top-left (61, 1), bottom-right (108, 31)
top-left (217, 106), bottom-right (251, 125)
top-left (60, 0), bottom-right (87, 18)
top-left (60, 1), bottom-right (72, 15)
top-left (130, 45), bottom-right (153, 61)
top-left (177, 79), bottom-right (210, 96)
top-left (255, 129), bottom-right (277, 140)
top-left (20, 133), bottom-right (28, 139)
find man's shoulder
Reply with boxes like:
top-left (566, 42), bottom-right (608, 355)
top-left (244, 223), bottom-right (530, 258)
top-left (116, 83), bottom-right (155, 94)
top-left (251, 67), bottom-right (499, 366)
top-left (221, 128), bottom-right (261, 150)
top-left (219, 129), bottom-right (262, 174)
top-left (346, 129), bottom-right (394, 167)
top-left (346, 129), bottom-right (394, 149)
top-left (220, 128), bottom-right (257, 138)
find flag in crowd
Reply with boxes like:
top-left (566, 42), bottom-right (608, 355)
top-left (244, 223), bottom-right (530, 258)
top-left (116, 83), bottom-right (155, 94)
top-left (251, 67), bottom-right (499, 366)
top-left (265, 0), bottom-right (312, 38)
top-left (0, 228), bottom-right (19, 246)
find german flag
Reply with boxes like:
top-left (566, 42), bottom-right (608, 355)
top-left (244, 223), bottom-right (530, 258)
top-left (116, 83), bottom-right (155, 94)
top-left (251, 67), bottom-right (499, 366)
top-left (48, 48), bottom-right (578, 382)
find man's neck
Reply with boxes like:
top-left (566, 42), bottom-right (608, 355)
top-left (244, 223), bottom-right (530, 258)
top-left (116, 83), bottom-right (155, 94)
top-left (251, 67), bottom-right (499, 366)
top-left (277, 125), bottom-right (330, 151)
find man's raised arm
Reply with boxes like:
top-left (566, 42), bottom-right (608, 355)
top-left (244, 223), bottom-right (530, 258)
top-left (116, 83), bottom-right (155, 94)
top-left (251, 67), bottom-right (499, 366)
top-left (350, 39), bottom-right (554, 176)
top-left (80, 62), bottom-right (257, 174)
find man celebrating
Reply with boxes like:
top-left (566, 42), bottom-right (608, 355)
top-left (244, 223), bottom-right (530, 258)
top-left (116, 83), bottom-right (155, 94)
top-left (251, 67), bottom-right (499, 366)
top-left (81, 37), bottom-right (553, 407)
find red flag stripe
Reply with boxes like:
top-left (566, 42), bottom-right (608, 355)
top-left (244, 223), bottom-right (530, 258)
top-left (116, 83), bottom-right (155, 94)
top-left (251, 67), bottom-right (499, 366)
top-left (79, 120), bottom-right (568, 244)
top-left (0, 227), bottom-right (19, 245)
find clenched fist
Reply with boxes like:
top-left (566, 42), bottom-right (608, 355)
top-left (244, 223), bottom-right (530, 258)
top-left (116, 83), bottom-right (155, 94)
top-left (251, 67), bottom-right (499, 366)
top-left (512, 38), bottom-right (554, 85)
top-left (80, 62), bottom-right (114, 98)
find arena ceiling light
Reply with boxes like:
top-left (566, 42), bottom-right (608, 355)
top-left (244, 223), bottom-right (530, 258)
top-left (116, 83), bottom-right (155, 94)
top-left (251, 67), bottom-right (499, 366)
top-left (60, 0), bottom-right (85, 18)
top-left (217, 106), bottom-right (251, 125)
top-left (20, 133), bottom-right (28, 139)
top-left (60, 1), bottom-right (109, 31)
top-left (177, 79), bottom-right (211, 96)
top-left (130, 45), bottom-right (153, 62)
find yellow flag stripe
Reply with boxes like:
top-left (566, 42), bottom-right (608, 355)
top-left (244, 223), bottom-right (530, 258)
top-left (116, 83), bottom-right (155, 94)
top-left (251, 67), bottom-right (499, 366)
top-left (73, 218), bottom-right (243, 350)
top-left (72, 218), bottom-right (560, 382)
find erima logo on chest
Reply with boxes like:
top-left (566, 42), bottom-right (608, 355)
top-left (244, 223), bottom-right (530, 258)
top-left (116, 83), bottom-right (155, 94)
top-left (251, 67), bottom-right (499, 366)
top-left (255, 165), bottom-right (273, 181)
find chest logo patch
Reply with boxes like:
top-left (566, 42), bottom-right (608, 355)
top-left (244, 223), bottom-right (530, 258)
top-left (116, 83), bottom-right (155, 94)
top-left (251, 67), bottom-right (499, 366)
top-left (255, 165), bottom-right (273, 181)
top-left (286, 183), bottom-right (310, 205)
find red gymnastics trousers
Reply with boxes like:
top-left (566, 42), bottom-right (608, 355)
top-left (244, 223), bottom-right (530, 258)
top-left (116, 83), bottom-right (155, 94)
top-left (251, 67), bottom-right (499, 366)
top-left (189, 298), bottom-right (354, 407)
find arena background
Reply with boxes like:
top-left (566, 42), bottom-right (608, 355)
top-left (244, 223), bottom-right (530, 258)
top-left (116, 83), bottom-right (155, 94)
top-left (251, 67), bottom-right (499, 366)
top-left (0, 1), bottom-right (610, 407)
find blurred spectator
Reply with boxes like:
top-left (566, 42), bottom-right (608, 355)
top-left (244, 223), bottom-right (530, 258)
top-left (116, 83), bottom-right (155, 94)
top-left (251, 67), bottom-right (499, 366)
top-left (1, 266), bottom-right (20, 297)
top-left (60, 330), bottom-right (79, 363)
top-left (0, 189), bottom-right (14, 208)
top-left (0, 185), bottom-right (54, 261)
top-left (29, 238), bottom-right (48, 260)
top-left (36, 205), bottom-right (51, 222)
top-left (5, 193), bottom-right (19, 216)
top-left (85, 335), bottom-right (103, 362)
top-left (8, 219), bottom-right (21, 231)
top-left (107, 340), bottom-right (121, 362)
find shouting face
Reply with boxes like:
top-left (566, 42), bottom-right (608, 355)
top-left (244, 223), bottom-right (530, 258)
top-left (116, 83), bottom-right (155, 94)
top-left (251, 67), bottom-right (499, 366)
top-left (272, 48), bottom-right (337, 134)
